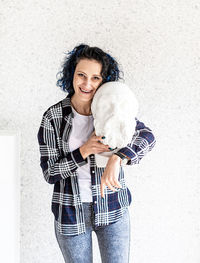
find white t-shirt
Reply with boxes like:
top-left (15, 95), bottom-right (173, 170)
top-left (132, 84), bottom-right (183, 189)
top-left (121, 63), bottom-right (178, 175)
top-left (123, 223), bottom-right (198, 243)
top-left (69, 106), bottom-right (94, 202)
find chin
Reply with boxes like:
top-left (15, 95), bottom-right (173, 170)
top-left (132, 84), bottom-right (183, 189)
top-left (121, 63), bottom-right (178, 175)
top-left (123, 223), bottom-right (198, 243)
top-left (80, 95), bottom-right (93, 102)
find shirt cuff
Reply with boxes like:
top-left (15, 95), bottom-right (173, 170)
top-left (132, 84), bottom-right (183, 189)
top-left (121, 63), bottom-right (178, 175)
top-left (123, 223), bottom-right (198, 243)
top-left (116, 147), bottom-right (137, 164)
top-left (71, 148), bottom-right (88, 167)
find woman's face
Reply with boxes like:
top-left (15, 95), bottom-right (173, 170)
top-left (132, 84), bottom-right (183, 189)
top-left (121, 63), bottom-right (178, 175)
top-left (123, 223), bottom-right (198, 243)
top-left (72, 58), bottom-right (103, 103)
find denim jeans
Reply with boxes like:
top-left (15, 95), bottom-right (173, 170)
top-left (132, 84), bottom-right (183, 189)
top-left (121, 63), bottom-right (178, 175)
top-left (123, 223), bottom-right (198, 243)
top-left (54, 202), bottom-right (131, 263)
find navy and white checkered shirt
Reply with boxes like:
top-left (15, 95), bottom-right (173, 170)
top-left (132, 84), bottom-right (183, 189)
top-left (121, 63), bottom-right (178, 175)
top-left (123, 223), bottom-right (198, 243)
top-left (37, 94), bottom-right (156, 236)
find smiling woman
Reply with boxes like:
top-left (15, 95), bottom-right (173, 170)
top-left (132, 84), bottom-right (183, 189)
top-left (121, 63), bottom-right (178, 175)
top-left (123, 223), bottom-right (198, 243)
top-left (37, 43), bottom-right (156, 263)
top-left (71, 58), bottom-right (103, 115)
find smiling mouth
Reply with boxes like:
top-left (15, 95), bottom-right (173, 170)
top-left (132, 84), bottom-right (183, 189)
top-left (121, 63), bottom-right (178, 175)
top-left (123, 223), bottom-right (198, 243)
top-left (79, 87), bottom-right (93, 94)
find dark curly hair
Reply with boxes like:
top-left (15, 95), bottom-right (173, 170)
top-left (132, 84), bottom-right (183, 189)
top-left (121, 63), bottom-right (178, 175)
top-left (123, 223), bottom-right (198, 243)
top-left (56, 43), bottom-right (124, 95)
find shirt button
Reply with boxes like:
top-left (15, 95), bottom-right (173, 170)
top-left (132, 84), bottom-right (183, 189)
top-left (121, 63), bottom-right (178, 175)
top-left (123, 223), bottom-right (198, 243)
top-left (94, 201), bottom-right (97, 204)
top-left (92, 170), bottom-right (95, 173)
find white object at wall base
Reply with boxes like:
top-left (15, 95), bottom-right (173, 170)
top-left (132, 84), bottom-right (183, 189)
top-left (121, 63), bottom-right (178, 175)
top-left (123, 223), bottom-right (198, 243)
top-left (0, 131), bottom-right (20, 263)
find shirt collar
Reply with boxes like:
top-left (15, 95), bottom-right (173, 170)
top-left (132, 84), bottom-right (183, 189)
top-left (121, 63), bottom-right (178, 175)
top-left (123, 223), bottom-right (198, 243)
top-left (61, 93), bottom-right (73, 117)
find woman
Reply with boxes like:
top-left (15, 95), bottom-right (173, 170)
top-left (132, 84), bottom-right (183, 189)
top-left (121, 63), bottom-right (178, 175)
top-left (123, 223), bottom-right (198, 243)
top-left (37, 44), bottom-right (156, 263)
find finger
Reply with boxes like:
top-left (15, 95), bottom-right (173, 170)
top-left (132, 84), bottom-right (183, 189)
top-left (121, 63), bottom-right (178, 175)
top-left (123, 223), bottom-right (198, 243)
top-left (100, 182), bottom-right (105, 198)
top-left (109, 179), bottom-right (122, 189)
top-left (94, 144), bottom-right (108, 150)
top-left (99, 144), bottom-right (110, 150)
top-left (97, 147), bottom-right (111, 153)
top-left (106, 181), bottom-right (117, 192)
top-left (94, 135), bottom-right (106, 141)
top-left (98, 149), bottom-right (111, 153)
top-left (113, 179), bottom-right (122, 189)
top-left (94, 143), bottom-right (110, 151)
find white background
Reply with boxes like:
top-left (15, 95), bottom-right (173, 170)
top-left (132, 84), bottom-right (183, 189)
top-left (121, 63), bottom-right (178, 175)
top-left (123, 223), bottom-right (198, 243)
top-left (0, 0), bottom-right (200, 262)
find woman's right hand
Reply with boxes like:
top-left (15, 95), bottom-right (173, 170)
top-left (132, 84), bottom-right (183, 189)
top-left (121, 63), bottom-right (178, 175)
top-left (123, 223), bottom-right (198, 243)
top-left (80, 131), bottom-right (110, 159)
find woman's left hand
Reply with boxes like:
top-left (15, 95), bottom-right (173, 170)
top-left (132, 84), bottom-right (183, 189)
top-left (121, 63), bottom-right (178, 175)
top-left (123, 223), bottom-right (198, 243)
top-left (100, 154), bottom-right (122, 198)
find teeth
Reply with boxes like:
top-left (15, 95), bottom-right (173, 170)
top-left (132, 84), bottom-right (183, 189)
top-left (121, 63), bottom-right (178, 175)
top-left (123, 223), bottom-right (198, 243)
top-left (80, 88), bottom-right (91, 93)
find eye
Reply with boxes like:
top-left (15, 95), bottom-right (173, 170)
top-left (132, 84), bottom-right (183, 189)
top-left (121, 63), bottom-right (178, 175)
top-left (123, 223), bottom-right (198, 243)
top-left (94, 76), bottom-right (102, 81)
top-left (78, 73), bottom-right (84, 77)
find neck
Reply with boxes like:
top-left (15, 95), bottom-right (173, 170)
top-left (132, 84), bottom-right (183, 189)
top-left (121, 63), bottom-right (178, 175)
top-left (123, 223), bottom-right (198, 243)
top-left (71, 95), bottom-right (92, 116)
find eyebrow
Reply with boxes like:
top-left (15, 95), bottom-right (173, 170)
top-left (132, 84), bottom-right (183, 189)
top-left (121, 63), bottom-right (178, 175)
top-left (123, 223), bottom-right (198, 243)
top-left (77, 71), bottom-right (102, 77)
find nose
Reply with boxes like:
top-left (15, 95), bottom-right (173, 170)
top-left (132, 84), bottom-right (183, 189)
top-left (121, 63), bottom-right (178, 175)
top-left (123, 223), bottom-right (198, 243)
top-left (83, 79), bottom-right (92, 89)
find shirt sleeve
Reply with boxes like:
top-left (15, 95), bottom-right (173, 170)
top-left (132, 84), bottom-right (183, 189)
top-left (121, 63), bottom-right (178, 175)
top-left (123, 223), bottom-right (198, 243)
top-left (37, 113), bottom-right (88, 184)
top-left (116, 118), bottom-right (156, 165)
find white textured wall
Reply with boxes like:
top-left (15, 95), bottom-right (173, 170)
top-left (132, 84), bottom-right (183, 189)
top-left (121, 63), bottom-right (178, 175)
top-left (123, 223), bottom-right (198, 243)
top-left (1, 0), bottom-right (200, 262)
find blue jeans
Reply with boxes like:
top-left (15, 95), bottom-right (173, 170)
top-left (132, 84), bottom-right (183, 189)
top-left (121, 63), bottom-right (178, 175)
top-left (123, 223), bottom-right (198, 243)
top-left (54, 202), bottom-right (131, 263)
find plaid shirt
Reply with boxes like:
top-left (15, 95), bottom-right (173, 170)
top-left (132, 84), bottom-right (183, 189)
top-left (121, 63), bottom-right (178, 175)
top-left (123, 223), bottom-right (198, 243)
top-left (37, 94), bottom-right (156, 236)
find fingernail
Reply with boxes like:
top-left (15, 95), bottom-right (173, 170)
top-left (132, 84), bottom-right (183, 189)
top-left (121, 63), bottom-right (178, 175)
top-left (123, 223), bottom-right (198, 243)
top-left (102, 136), bottom-right (106, 139)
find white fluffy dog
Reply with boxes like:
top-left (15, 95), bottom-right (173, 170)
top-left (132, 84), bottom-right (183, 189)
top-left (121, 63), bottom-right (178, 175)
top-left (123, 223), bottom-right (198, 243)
top-left (91, 81), bottom-right (139, 167)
